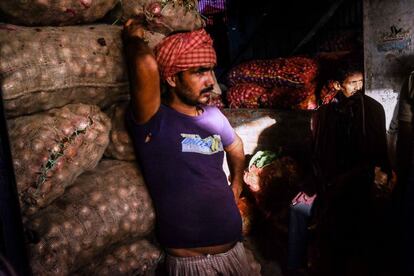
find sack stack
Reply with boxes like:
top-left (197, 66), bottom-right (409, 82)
top-left (226, 57), bottom-right (319, 110)
top-left (0, 1), bottom-right (211, 274)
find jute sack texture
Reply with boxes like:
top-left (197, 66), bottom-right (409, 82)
top-left (0, 0), bottom-right (118, 26)
top-left (26, 160), bottom-right (155, 275)
top-left (0, 24), bottom-right (129, 118)
top-left (104, 102), bottom-right (136, 161)
top-left (76, 239), bottom-right (161, 276)
top-left (109, 0), bottom-right (204, 34)
top-left (9, 104), bottom-right (111, 216)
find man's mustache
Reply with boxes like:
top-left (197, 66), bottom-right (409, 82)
top-left (201, 86), bottom-right (214, 94)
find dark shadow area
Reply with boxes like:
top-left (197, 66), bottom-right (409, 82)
top-left (225, 107), bottom-right (405, 275)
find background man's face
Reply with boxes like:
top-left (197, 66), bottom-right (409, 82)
top-left (341, 72), bottom-right (364, 97)
top-left (174, 65), bottom-right (215, 106)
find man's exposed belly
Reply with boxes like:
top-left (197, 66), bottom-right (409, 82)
top-left (166, 242), bottom-right (236, 257)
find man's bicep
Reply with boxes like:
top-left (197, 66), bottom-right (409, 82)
top-left (128, 54), bottom-right (161, 124)
top-left (224, 134), bottom-right (243, 153)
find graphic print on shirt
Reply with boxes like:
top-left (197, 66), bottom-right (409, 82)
top-left (181, 134), bottom-right (223, 154)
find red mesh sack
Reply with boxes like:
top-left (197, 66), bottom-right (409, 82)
top-left (227, 57), bottom-right (318, 89)
top-left (227, 83), bottom-right (267, 108)
top-left (206, 94), bottom-right (225, 109)
top-left (320, 80), bottom-right (339, 105)
top-left (259, 83), bottom-right (316, 109)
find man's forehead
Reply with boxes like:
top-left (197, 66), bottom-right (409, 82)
top-left (187, 65), bottom-right (215, 72)
top-left (345, 72), bottom-right (363, 81)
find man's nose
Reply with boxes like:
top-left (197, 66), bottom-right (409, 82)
top-left (204, 71), bottom-right (215, 87)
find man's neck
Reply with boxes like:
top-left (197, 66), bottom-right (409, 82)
top-left (168, 101), bottom-right (202, 117)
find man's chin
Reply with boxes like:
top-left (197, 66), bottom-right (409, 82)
top-left (199, 93), bottom-right (211, 103)
top-left (351, 91), bottom-right (362, 97)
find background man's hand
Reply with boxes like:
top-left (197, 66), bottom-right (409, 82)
top-left (374, 166), bottom-right (397, 191)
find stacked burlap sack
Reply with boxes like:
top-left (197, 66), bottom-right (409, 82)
top-left (26, 160), bottom-right (156, 275)
top-left (226, 57), bottom-right (319, 110)
top-left (0, 1), bottom-right (237, 275)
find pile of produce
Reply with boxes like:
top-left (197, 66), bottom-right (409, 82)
top-left (227, 83), bottom-right (267, 108)
top-left (259, 83), bottom-right (317, 109)
top-left (76, 239), bottom-right (161, 276)
top-left (0, 0), bottom-right (118, 26)
top-left (206, 93), bottom-right (226, 108)
top-left (243, 151), bottom-right (301, 230)
top-left (104, 102), bottom-right (136, 161)
top-left (226, 57), bottom-right (318, 109)
top-left (27, 160), bottom-right (155, 275)
top-left (294, 93), bottom-right (318, 110)
top-left (108, 0), bottom-right (205, 34)
top-left (0, 1), bottom-right (266, 274)
top-left (227, 57), bottom-right (318, 89)
top-left (9, 104), bottom-right (111, 215)
top-left (320, 80), bottom-right (339, 105)
top-left (0, 24), bottom-right (129, 118)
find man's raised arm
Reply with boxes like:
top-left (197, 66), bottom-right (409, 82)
top-left (123, 19), bottom-right (160, 124)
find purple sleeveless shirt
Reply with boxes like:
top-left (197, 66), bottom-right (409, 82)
top-left (126, 104), bottom-right (242, 248)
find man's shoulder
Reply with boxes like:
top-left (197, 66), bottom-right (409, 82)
top-left (202, 105), bottom-right (224, 117)
top-left (202, 104), bottom-right (219, 112)
top-left (363, 94), bottom-right (385, 110)
top-left (316, 101), bottom-right (335, 115)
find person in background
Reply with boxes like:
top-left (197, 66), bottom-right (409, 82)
top-left (287, 61), bottom-right (393, 276)
top-left (122, 19), bottom-right (251, 276)
top-left (395, 70), bottom-right (414, 275)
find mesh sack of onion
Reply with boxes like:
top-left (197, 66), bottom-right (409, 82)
top-left (227, 83), bottom-right (267, 108)
top-left (9, 104), bottom-right (111, 216)
top-left (107, 0), bottom-right (205, 34)
top-left (0, 24), bottom-right (130, 118)
top-left (259, 82), bottom-right (317, 110)
top-left (227, 57), bottom-right (318, 89)
top-left (104, 102), bottom-right (136, 161)
top-left (75, 239), bottom-right (162, 276)
top-left (26, 160), bottom-right (155, 276)
top-left (0, 0), bottom-right (118, 26)
top-left (320, 80), bottom-right (339, 105)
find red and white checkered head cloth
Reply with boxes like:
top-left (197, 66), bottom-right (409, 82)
top-left (154, 29), bottom-right (216, 80)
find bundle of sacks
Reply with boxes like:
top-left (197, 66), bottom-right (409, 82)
top-left (0, 1), bottom-right (234, 275)
top-left (226, 57), bottom-right (319, 110)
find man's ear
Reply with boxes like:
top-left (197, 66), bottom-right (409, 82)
top-left (333, 81), bottom-right (342, 91)
top-left (166, 75), bottom-right (177, 88)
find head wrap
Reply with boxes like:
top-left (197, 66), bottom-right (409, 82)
top-left (154, 29), bottom-right (216, 80)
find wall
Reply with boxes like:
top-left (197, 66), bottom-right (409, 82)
top-left (222, 109), bottom-right (313, 161)
top-left (364, 0), bottom-right (414, 130)
top-left (221, 109), bottom-right (313, 178)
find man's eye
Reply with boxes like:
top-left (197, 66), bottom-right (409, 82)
top-left (197, 71), bottom-right (207, 76)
